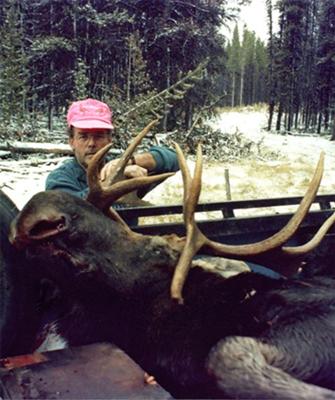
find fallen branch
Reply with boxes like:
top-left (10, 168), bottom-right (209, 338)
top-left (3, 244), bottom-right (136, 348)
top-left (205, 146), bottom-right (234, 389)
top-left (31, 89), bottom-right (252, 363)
top-left (0, 142), bottom-right (72, 155)
top-left (0, 142), bottom-right (121, 156)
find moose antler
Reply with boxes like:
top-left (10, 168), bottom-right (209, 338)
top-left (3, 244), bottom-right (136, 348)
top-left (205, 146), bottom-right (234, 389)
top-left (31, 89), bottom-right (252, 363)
top-left (86, 120), bottom-right (175, 215)
top-left (171, 146), bottom-right (333, 303)
top-left (85, 125), bottom-right (334, 304)
top-left (281, 211), bottom-right (335, 255)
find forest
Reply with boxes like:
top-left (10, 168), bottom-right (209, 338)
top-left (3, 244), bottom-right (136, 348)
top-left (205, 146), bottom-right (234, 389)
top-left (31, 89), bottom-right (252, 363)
top-left (0, 0), bottom-right (335, 149)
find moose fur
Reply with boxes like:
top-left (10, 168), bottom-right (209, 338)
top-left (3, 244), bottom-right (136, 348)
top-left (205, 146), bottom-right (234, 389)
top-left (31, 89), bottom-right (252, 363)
top-left (10, 190), bottom-right (335, 399)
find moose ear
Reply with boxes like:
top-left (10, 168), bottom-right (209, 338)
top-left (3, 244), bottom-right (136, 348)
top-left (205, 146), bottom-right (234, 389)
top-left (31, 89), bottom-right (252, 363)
top-left (9, 213), bottom-right (70, 247)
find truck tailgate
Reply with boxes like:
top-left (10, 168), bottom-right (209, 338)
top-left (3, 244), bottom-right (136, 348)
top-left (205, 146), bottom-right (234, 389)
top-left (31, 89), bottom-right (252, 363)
top-left (0, 342), bottom-right (172, 399)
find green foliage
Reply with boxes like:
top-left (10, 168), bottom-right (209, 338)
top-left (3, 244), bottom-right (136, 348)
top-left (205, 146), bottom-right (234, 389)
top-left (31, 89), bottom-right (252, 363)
top-left (76, 4), bottom-right (132, 27)
top-left (227, 25), bottom-right (241, 73)
top-left (30, 36), bottom-right (75, 58)
top-left (225, 24), bottom-right (268, 107)
top-left (316, 0), bottom-right (335, 133)
top-left (0, 0), bottom-right (28, 124)
top-left (0, 0), bottom-right (264, 137)
top-left (126, 32), bottom-right (153, 98)
top-left (107, 61), bottom-right (208, 149)
top-left (269, 0), bottom-right (335, 134)
top-left (73, 58), bottom-right (89, 100)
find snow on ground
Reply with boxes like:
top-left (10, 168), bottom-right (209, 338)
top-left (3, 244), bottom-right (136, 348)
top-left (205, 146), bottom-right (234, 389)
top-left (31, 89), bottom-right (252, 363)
top-left (0, 156), bottom-right (67, 210)
top-left (144, 108), bottom-right (335, 221)
top-left (1, 107), bottom-right (335, 221)
top-left (211, 109), bottom-right (335, 197)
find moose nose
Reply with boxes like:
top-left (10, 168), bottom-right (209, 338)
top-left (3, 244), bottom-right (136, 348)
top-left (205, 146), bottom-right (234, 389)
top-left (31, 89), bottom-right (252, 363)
top-left (9, 212), bottom-right (69, 249)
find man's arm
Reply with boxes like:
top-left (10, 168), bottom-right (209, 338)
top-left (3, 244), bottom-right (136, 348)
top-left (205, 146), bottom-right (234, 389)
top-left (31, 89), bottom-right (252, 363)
top-left (101, 146), bottom-right (179, 181)
top-left (147, 146), bottom-right (179, 174)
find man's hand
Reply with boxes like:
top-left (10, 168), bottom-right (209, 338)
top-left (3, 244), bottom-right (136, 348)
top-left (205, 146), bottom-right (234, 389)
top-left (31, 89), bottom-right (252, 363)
top-left (100, 159), bottom-right (148, 182)
top-left (123, 165), bottom-right (148, 178)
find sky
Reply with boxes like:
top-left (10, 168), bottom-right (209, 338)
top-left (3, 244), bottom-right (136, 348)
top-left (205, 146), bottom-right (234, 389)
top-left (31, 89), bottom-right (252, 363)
top-left (223, 0), bottom-right (278, 42)
top-left (238, 0), bottom-right (269, 40)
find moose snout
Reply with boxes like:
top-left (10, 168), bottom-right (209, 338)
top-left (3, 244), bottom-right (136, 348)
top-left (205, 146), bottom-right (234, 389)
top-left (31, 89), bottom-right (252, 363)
top-left (9, 211), bottom-right (70, 249)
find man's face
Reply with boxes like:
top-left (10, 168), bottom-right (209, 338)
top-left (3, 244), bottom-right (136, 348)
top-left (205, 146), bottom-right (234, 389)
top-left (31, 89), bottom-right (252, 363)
top-left (69, 127), bottom-right (112, 168)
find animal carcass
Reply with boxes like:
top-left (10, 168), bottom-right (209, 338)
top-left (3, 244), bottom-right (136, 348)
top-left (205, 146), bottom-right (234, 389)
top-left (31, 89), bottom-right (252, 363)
top-left (9, 122), bottom-right (335, 399)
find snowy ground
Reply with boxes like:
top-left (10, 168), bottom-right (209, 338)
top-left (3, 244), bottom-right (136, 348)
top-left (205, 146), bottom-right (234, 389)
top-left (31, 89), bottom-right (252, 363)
top-left (144, 108), bottom-right (335, 221)
top-left (1, 107), bottom-right (335, 221)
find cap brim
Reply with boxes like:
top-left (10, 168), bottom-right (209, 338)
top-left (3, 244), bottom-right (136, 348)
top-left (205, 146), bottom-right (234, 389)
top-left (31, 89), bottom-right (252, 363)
top-left (71, 120), bottom-right (113, 130)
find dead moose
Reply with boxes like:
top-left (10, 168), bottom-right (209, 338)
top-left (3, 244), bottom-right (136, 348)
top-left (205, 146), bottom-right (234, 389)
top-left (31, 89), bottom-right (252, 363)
top-left (8, 121), bottom-right (335, 399)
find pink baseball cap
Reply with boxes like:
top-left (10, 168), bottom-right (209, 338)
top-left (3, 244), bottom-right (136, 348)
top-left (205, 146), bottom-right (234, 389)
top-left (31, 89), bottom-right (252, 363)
top-left (67, 98), bottom-right (114, 130)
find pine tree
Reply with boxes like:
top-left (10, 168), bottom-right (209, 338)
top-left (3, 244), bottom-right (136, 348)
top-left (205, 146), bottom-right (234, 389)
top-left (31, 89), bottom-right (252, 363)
top-left (0, 0), bottom-right (28, 125)
top-left (241, 27), bottom-right (256, 105)
top-left (226, 24), bottom-right (241, 107)
top-left (316, 0), bottom-right (335, 136)
top-left (274, 0), bottom-right (310, 132)
top-left (73, 58), bottom-right (89, 100)
top-left (0, 0), bottom-right (248, 134)
top-left (254, 38), bottom-right (268, 103)
top-left (266, 0), bottom-right (276, 130)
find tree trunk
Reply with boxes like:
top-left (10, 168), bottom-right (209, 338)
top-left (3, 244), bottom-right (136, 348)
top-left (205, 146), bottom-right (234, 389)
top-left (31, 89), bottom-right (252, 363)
top-left (231, 73), bottom-right (236, 107)
top-left (276, 103), bottom-right (283, 131)
top-left (163, 47), bottom-right (171, 132)
top-left (239, 65), bottom-right (244, 106)
top-left (331, 116), bottom-right (335, 141)
top-left (268, 101), bottom-right (274, 131)
top-left (127, 40), bottom-right (132, 102)
top-left (317, 112), bottom-right (322, 134)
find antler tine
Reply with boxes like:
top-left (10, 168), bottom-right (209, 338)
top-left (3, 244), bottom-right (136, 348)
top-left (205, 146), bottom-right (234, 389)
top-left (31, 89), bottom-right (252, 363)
top-left (203, 151), bottom-right (324, 257)
top-left (106, 119), bottom-right (159, 185)
top-left (86, 143), bottom-right (113, 205)
top-left (91, 172), bottom-right (175, 211)
top-left (173, 141), bottom-right (192, 213)
top-left (87, 119), bottom-right (172, 211)
top-left (170, 150), bottom-right (325, 303)
top-left (282, 211), bottom-right (335, 255)
top-left (171, 143), bottom-right (208, 303)
top-left (86, 141), bottom-right (163, 232)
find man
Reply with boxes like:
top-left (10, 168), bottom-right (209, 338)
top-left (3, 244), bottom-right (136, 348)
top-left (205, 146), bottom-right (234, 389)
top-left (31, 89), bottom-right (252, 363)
top-left (46, 98), bottom-right (179, 219)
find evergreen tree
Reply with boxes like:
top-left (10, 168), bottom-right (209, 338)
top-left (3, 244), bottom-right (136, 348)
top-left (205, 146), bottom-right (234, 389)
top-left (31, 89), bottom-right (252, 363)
top-left (0, 0), bottom-right (28, 124)
top-left (273, 0), bottom-right (310, 132)
top-left (226, 24), bottom-right (267, 107)
top-left (0, 0), bottom-right (252, 134)
top-left (73, 58), bottom-right (89, 100)
top-left (266, 0), bottom-right (276, 130)
top-left (254, 38), bottom-right (268, 103)
top-left (226, 24), bottom-right (241, 107)
top-left (240, 27), bottom-right (256, 105)
top-left (316, 0), bottom-right (335, 136)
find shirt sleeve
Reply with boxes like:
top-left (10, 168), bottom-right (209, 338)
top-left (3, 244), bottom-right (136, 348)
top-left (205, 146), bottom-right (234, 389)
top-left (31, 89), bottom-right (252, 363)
top-left (136, 146), bottom-right (179, 199)
top-left (45, 165), bottom-right (88, 199)
top-left (148, 146), bottom-right (180, 173)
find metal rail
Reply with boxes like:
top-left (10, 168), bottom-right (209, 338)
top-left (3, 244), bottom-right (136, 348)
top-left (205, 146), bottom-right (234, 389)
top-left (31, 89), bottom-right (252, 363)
top-left (118, 193), bottom-right (335, 221)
